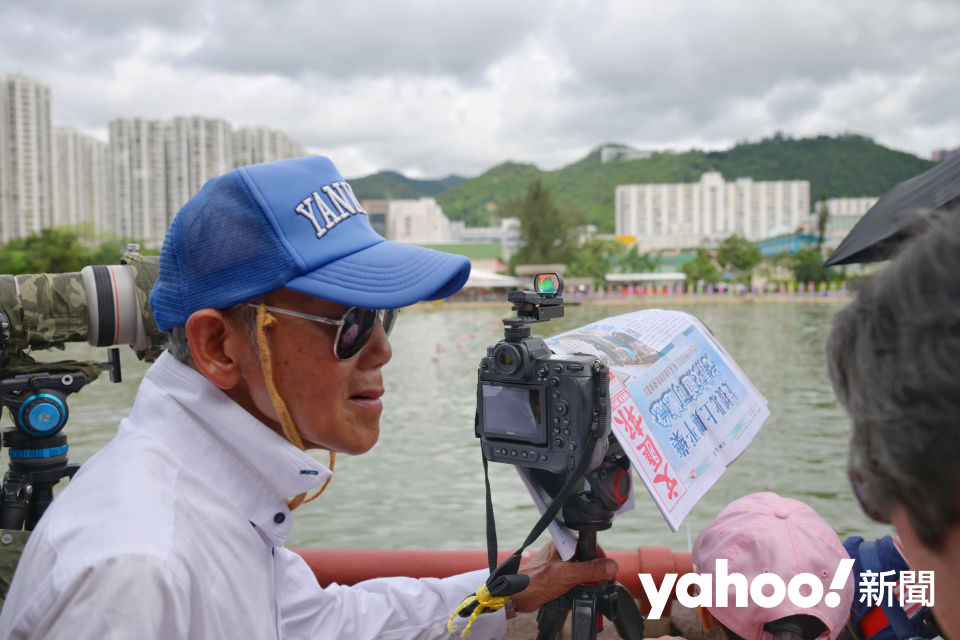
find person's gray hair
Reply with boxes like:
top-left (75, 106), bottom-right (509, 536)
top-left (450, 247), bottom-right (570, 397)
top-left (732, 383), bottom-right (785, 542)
top-left (826, 209), bottom-right (960, 549)
top-left (164, 294), bottom-right (270, 364)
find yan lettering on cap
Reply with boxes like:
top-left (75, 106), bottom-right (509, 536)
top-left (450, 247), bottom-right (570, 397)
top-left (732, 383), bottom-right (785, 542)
top-left (294, 181), bottom-right (367, 240)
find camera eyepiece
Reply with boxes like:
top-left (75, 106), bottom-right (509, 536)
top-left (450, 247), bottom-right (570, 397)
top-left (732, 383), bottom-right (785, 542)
top-left (494, 344), bottom-right (523, 376)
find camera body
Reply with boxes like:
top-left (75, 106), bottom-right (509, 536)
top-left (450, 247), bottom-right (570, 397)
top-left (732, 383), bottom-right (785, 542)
top-left (475, 275), bottom-right (609, 475)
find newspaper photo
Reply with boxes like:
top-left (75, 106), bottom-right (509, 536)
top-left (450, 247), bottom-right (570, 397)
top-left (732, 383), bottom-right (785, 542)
top-left (541, 309), bottom-right (770, 532)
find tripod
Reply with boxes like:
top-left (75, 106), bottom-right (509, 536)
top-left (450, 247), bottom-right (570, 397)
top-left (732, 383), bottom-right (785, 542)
top-left (535, 532), bottom-right (644, 640)
top-left (0, 429), bottom-right (79, 531)
top-left (529, 449), bottom-right (645, 640)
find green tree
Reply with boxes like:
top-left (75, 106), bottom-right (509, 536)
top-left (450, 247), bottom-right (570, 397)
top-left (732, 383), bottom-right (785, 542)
top-left (815, 196), bottom-right (830, 253)
top-left (792, 248), bottom-right (835, 283)
top-left (506, 178), bottom-right (579, 269)
top-left (681, 249), bottom-right (720, 285)
top-left (567, 239), bottom-right (624, 287)
top-left (756, 251), bottom-right (795, 282)
top-left (0, 226), bottom-right (157, 275)
top-left (566, 241), bottom-right (660, 287)
top-left (716, 234), bottom-right (763, 279)
top-left (0, 227), bottom-right (93, 274)
top-left (620, 246), bottom-right (659, 273)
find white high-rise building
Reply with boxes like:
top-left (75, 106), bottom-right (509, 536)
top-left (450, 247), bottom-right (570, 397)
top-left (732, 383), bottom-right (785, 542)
top-left (234, 127), bottom-right (303, 167)
top-left (165, 117), bottom-right (191, 224)
top-left (165, 116), bottom-right (235, 220)
top-left (388, 198), bottom-right (451, 244)
top-left (108, 118), bottom-right (167, 248)
top-left (188, 117), bottom-right (234, 194)
top-left (0, 74), bottom-right (53, 243)
top-left (615, 171), bottom-right (810, 250)
top-left (52, 127), bottom-right (107, 232)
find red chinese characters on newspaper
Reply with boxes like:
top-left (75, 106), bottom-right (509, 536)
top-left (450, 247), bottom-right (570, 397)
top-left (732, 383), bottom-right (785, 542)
top-left (609, 372), bottom-right (686, 512)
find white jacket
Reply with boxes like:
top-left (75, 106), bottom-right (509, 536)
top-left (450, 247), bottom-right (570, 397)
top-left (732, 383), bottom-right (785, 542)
top-left (0, 352), bottom-right (505, 640)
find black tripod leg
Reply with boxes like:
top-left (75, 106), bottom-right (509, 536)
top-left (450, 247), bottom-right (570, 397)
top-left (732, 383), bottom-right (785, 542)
top-left (572, 591), bottom-right (599, 640)
top-left (609, 583), bottom-right (645, 640)
top-left (536, 599), bottom-right (568, 640)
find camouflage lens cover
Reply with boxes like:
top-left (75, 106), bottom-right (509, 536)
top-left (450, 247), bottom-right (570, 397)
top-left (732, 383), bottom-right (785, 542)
top-left (0, 273), bottom-right (88, 353)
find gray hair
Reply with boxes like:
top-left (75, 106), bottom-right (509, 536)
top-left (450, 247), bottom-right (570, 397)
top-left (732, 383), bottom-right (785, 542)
top-left (826, 209), bottom-right (960, 549)
top-left (164, 294), bottom-right (270, 364)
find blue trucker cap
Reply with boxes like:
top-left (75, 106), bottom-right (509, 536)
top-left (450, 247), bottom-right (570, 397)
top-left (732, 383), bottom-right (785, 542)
top-left (150, 156), bottom-right (471, 331)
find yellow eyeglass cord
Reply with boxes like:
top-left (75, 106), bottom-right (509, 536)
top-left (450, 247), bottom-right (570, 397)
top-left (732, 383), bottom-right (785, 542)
top-left (256, 303), bottom-right (334, 510)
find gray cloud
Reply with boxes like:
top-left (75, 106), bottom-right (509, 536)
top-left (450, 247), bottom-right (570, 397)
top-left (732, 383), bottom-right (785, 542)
top-left (1, 0), bottom-right (958, 177)
top-left (183, 0), bottom-right (549, 81)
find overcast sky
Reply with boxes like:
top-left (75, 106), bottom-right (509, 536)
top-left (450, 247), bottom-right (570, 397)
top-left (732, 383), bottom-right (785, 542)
top-left (2, 0), bottom-right (958, 178)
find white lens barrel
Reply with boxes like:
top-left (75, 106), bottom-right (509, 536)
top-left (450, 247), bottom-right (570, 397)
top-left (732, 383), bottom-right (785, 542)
top-left (80, 265), bottom-right (147, 350)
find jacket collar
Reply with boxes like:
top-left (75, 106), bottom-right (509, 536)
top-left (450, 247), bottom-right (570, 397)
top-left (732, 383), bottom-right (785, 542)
top-left (126, 351), bottom-right (331, 546)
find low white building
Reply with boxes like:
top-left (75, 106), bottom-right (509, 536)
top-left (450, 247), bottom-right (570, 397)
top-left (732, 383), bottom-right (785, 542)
top-left (813, 196), bottom-right (880, 251)
top-left (615, 171), bottom-right (810, 251)
top-left (388, 198), bottom-right (451, 244)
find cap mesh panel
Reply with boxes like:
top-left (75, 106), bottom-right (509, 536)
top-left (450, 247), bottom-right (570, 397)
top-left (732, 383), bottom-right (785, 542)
top-left (151, 171), bottom-right (300, 331)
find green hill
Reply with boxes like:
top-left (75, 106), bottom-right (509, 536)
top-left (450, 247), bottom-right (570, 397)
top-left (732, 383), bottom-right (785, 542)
top-left (350, 170), bottom-right (466, 201)
top-left (435, 134), bottom-right (936, 233)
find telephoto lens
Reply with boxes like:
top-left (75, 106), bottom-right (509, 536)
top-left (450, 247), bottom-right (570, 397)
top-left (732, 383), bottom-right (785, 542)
top-left (0, 249), bottom-right (162, 356)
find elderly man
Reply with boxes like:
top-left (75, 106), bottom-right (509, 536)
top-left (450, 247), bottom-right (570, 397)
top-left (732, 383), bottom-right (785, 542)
top-left (827, 213), bottom-right (960, 639)
top-left (0, 157), bottom-right (618, 639)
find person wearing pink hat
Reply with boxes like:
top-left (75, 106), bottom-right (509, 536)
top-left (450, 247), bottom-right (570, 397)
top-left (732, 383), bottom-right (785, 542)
top-left (688, 493), bottom-right (856, 640)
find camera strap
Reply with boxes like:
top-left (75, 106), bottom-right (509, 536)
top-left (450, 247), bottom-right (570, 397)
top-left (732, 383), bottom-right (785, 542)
top-left (493, 428), bottom-right (601, 561)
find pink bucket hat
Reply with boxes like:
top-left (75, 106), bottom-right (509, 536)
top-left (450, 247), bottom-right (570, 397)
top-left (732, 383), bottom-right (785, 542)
top-left (692, 493), bottom-right (854, 640)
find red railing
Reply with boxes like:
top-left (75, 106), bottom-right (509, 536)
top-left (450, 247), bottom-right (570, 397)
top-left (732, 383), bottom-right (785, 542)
top-left (293, 547), bottom-right (692, 617)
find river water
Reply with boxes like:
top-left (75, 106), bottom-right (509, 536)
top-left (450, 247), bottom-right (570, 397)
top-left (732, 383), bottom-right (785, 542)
top-left (9, 299), bottom-right (894, 553)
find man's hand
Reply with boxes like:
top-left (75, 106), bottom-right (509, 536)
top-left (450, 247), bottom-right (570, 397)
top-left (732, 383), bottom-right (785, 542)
top-left (511, 542), bottom-right (619, 614)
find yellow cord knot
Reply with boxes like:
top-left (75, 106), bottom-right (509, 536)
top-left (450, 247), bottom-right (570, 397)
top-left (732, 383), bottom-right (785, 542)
top-left (256, 304), bottom-right (335, 510)
top-left (447, 583), bottom-right (511, 638)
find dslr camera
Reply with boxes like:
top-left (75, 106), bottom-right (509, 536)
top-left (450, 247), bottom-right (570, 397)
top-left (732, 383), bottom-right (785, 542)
top-left (463, 275), bottom-right (643, 640)
top-left (475, 274), bottom-right (611, 476)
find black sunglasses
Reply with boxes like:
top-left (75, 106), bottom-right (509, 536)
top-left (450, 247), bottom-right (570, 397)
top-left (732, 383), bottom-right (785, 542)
top-left (250, 305), bottom-right (399, 361)
top-left (848, 467), bottom-right (891, 524)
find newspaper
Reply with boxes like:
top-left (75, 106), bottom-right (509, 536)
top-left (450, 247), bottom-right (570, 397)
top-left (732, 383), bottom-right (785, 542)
top-left (536, 309), bottom-right (770, 534)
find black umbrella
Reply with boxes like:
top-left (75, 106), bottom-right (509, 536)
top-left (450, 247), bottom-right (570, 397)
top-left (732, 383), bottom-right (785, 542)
top-left (824, 152), bottom-right (960, 266)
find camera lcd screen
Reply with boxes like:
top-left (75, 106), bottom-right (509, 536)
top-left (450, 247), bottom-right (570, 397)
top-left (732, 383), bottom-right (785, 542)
top-left (481, 384), bottom-right (545, 443)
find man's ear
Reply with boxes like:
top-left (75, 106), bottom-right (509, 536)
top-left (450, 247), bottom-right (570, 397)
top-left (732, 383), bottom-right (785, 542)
top-left (184, 309), bottom-right (248, 390)
top-left (697, 606), bottom-right (718, 631)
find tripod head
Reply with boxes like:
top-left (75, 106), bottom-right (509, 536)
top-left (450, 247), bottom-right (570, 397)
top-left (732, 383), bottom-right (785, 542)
top-left (502, 435), bottom-right (644, 640)
top-left (0, 312), bottom-right (123, 531)
top-left (525, 434), bottom-right (632, 533)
